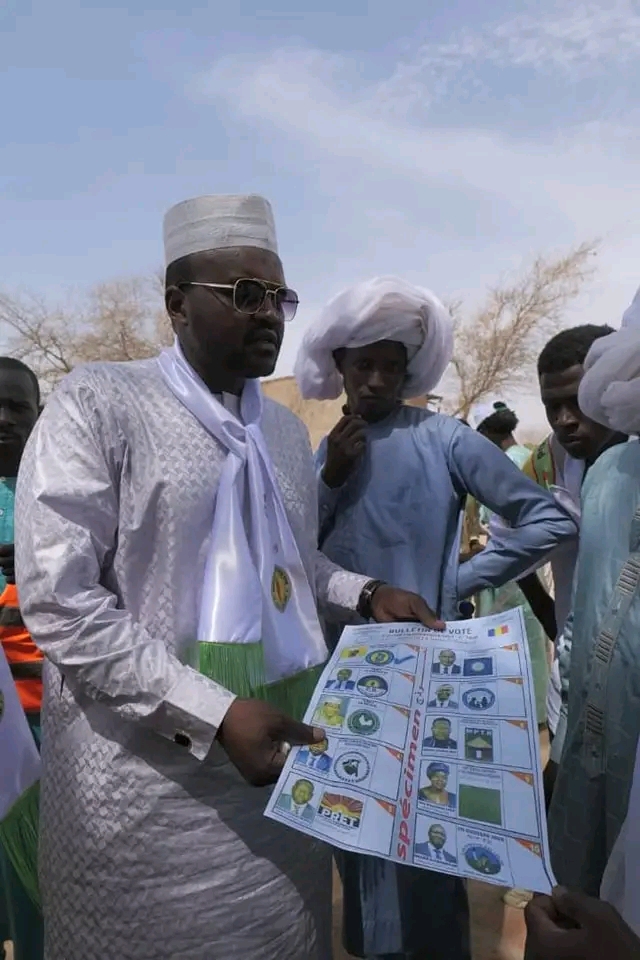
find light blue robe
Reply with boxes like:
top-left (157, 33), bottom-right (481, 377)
top-left (317, 407), bottom-right (575, 622)
top-left (315, 405), bottom-right (576, 959)
top-left (549, 440), bottom-right (640, 895)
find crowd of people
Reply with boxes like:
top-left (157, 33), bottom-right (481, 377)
top-left (0, 192), bottom-right (639, 960)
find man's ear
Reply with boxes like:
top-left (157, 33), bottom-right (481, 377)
top-left (165, 285), bottom-right (188, 331)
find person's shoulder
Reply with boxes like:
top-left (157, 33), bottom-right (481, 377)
top-left (405, 406), bottom-right (461, 439)
top-left (418, 412), bottom-right (499, 461)
top-left (54, 358), bottom-right (158, 396)
top-left (529, 434), bottom-right (551, 457)
top-left (45, 359), bottom-right (159, 414)
top-left (585, 440), bottom-right (640, 497)
top-left (262, 394), bottom-right (309, 440)
top-left (597, 438), bottom-right (639, 469)
top-left (523, 434), bottom-right (558, 487)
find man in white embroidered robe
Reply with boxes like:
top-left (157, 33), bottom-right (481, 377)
top-left (14, 195), bottom-right (439, 960)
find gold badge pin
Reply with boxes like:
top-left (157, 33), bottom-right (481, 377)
top-left (271, 567), bottom-right (292, 612)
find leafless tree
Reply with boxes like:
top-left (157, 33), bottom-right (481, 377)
top-left (0, 276), bottom-right (172, 391)
top-left (448, 241), bottom-right (598, 417)
top-left (0, 243), bottom-right (597, 413)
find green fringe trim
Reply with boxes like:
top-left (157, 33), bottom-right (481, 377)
top-left (198, 641), bottom-right (323, 721)
top-left (0, 780), bottom-right (41, 910)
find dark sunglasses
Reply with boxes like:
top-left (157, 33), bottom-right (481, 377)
top-left (178, 278), bottom-right (299, 322)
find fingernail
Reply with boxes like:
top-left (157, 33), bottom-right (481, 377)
top-left (312, 727), bottom-right (326, 740)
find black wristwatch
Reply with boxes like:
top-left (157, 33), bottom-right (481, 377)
top-left (357, 580), bottom-right (386, 620)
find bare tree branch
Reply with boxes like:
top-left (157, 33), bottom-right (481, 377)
top-left (0, 292), bottom-right (78, 386)
top-left (0, 276), bottom-right (172, 391)
top-left (448, 241), bottom-right (598, 417)
top-left (0, 244), bottom-right (597, 415)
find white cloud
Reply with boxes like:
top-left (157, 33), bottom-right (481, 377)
top-left (191, 1), bottom-right (640, 433)
top-left (472, 0), bottom-right (640, 71)
top-left (194, 24), bottom-right (640, 214)
top-left (377, 0), bottom-right (640, 117)
top-left (196, 0), bottom-right (640, 129)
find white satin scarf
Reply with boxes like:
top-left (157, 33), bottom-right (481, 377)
top-left (157, 341), bottom-right (326, 682)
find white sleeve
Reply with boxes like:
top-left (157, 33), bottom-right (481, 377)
top-left (15, 374), bottom-right (235, 762)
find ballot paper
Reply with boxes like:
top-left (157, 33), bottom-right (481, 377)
top-left (265, 608), bottom-right (555, 893)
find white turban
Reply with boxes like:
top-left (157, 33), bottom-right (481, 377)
top-left (163, 194), bottom-right (278, 266)
top-left (294, 276), bottom-right (454, 401)
top-left (578, 286), bottom-right (640, 435)
top-left (469, 399), bottom-right (509, 430)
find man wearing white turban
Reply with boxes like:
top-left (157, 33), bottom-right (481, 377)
top-left (295, 276), bottom-right (453, 403)
top-left (548, 287), bottom-right (640, 898)
top-left (13, 197), bottom-right (439, 960)
top-left (295, 276), bottom-right (577, 960)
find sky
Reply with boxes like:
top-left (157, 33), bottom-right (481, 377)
top-left (2, 0), bottom-right (640, 432)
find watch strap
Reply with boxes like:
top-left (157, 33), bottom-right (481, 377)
top-left (357, 579), bottom-right (386, 620)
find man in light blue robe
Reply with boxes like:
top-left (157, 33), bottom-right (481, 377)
top-left (295, 277), bottom-right (577, 960)
top-left (548, 288), bottom-right (640, 897)
top-left (548, 438), bottom-right (640, 894)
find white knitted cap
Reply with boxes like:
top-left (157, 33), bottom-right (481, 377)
top-left (163, 194), bottom-right (278, 265)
